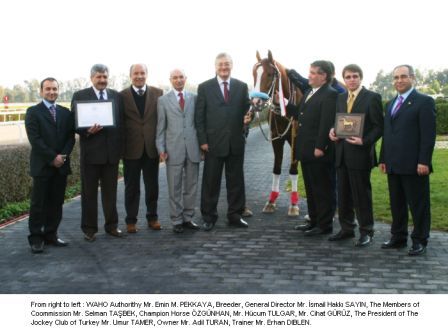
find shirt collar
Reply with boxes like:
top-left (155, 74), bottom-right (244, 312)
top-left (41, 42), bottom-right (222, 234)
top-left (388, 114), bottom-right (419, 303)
top-left (92, 86), bottom-right (107, 100)
top-left (42, 99), bottom-right (56, 109)
top-left (348, 85), bottom-right (363, 99)
top-left (217, 76), bottom-right (230, 86)
top-left (132, 85), bottom-right (147, 94)
top-left (398, 87), bottom-right (414, 101)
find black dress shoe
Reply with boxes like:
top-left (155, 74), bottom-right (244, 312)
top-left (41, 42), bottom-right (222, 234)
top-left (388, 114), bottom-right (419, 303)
top-left (328, 230), bottom-right (355, 241)
top-left (354, 235), bottom-right (372, 247)
top-left (304, 227), bottom-right (332, 237)
top-left (228, 218), bottom-right (249, 228)
top-left (45, 238), bottom-right (68, 247)
top-left (381, 238), bottom-right (407, 249)
top-left (294, 224), bottom-right (314, 231)
top-left (106, 228), bottom-right (123, 237)
top-left (202, 222), bottom-right (215, 231)
top-left (408, 243), bottom-right (426, 256)
top-left (173, 224), bottom-right (184, 233)
top-left (30, 242), bottom-right (44, 254)
top-left (183, 221), bottom-right (200, 230)
top-left (84, 232), bottom-right (96, 242)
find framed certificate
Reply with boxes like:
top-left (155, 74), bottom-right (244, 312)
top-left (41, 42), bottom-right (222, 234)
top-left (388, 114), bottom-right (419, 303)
top-left (334, 113), bottom-right (365, 138)
top-left (74, 100), bottom-right (116, 128)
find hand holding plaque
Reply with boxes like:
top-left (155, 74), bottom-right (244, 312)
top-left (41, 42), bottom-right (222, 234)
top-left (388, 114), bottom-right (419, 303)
top-left (334, 113), bottom-right (365, 138)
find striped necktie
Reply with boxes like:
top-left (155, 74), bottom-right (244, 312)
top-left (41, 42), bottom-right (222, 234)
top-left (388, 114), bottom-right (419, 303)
top-left (49, 104), bottom-right (56, 122)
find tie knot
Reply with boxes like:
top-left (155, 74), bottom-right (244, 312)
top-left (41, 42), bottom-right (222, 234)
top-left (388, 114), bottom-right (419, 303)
top-left (349, 92), bottom-right (355, 99)
top-left (223, 81), bottom-right (228, 86)
top-left (49, 104), bottom-right (56, 110)
top-left (178, 92), bottom-right (183, 98)
top-left (138, 89), bottom-right (144, 96)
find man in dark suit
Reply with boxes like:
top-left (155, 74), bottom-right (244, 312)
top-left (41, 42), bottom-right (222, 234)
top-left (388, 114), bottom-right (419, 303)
top-left (71, 64), bottom-right (124, 242)
top-left (328, 64), bottom-right (384, 246)
top-left (379, 64), bottom-right (436, 256)
top-left (288, 60), bottom-right (337, 236)
top-left (25, 77), bottom-right (75, 253)
top-left (120, 64), bottom-right (163, 233)
top-left (195, 53), bottom-right (251, 231)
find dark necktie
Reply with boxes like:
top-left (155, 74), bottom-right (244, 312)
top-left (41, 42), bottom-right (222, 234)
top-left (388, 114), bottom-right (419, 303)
top-left (178, 92), bottom-right (185, 111)
top-left (49, 104), bottom-right (56, 122)
top-left (223, 81), bottom-right (229, 103)
top-left (391, 95), bottom-right (404, 117)
top-left (138, 88), bottom-right (144, 96)
top-left (99, 90), bottom-right (105, 100)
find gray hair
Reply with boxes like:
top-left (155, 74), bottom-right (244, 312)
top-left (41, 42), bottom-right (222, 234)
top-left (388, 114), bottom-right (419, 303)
top-left (215, 52), bottom-right (233, 65)
top-left (90, 64), bottom-right (109, 77)
top-left (129, 63), bottom-right (148, 75)
top-left (393, 64), bottom-right (415, 77)
top-left (169, 68), bottom-right (186, 78)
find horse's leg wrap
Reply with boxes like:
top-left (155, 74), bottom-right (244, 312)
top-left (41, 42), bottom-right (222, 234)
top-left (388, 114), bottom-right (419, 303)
top-left (269, 191), bottom-right (279, 203)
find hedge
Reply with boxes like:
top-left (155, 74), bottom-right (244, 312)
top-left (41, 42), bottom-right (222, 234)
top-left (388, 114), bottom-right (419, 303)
top-left (0, 141), bottom-right (80, 209)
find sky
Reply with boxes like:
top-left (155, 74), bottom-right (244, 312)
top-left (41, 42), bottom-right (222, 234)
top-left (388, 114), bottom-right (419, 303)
top-left (1, 0), bottom-right (446, 89)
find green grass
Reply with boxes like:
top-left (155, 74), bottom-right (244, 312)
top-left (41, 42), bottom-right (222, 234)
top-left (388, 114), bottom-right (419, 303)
top-left (292, 147), bottom-right (448, 231)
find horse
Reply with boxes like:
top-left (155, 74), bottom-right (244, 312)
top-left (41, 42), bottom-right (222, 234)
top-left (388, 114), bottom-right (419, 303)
top-left (251, 50), bottom-right (303, 216)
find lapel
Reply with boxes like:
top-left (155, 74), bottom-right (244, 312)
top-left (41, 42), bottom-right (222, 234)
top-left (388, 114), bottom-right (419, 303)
top-left (123, 87), bottom-right (141, 117)
top-left (351, 87), bottom-right (367, 113)
top-left (184, 91), bottom-right (194, 114)
top-left (39, 102), bottom-right (57, 127)
top-left (212, 77), bottom-right (226, 103)
top-left (393, 89), bottom-right (416, 119)
top-left (167, 90), bottom-right (182, 113)
top-left (143, 85), bottom-right (156, 118)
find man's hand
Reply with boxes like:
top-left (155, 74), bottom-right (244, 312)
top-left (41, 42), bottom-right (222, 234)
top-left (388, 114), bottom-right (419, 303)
top-left (379, 163), bottom-right (386, 173)
top-left (329, 128), bottom-right (339, 142)
top-left (346, 136), bottom-right (363, 145)
top-left (244, 112), bottom-right (253, 125)
top-left (417, 164), bottom-right (430, 176)
top-left (160, 152), bottom-right (168, 162)
top-left (314, 148), bottom-right (324, 158)
top-left (87, 124), bottom-right (103, 135)
top-left (200, 144), bottom-right (209, 152)
top-left (52, 154), bottom-right (65, 168)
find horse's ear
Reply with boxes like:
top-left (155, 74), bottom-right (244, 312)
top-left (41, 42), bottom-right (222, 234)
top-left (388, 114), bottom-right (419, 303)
top-left (256, 50), bottom-right (261, 62)
top-left (268, 50), bottom-right (274, 63)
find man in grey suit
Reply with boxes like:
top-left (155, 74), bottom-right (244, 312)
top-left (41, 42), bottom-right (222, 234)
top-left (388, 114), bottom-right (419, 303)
top-left (156, 69), bottom-right (201, 233)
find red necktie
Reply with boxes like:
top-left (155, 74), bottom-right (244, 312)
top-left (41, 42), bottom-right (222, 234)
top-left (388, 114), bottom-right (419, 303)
top-left (178, 92), bottom-right (185, 111)
top-left (223, 81), bottom-right (229, 103)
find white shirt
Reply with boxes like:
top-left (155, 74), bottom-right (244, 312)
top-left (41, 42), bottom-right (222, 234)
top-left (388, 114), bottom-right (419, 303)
top-left (132, 85), bottom-right (147, 95)
top-left (173, 89), bottom-right (185, 102)
top-left (217, 76), bottom-right (230, 97)
top-left (92, 86), bottom-right (108, 100)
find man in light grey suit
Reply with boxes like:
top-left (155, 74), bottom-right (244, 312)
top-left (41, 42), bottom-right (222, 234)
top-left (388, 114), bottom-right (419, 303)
top-left (156, 69), bottom-right (201, 233)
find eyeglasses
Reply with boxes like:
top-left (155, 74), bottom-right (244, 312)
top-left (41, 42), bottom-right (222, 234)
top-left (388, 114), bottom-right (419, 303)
top-left (393, 74), bottom-right (411, 80)
top-left (344, 75), bottom-right (360, 80)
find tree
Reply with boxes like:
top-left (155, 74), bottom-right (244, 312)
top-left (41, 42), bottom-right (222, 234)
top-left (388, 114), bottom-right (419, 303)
top-left (369, 70), bottom-right (395, 101)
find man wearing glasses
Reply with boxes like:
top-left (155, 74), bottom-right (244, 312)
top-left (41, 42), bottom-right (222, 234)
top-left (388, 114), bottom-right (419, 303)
top-left (379, 65), bottom-right (436, 256)
top-left (329, 64), bottom-right (383, 247)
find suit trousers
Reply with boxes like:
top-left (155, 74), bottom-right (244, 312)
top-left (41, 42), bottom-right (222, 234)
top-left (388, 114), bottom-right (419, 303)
top-left (337, 165), bottom-right (374, 236)
top-left (81, 162), bottom-right (119, 234)
top-left (166, 158), bottom-right (199, 225)
top-left (123, 152), bottom-right (159, 223)
top-left (28, 172), bottom-right (67, 245)
top-left (301, 161), bottom-right (335, 230)
top-left (387, 173), bottom-right (431, 246)
top-left (201, 152), bottom-right (245, 223)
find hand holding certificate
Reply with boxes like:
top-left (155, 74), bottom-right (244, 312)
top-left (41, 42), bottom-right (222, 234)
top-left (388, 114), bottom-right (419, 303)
top-left (75, 100), bottom-right (116, 129)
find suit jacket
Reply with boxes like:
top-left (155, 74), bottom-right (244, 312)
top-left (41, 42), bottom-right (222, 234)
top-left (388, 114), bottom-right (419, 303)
top-left (156, 90), bottom-right (201, 165)
top-left (71, 87), bottom-right (124, 165)
top-left (287, 83), bottom-right (337, 163)
top-left (25, 102), bottom-right (75, 177)
top-left (195, 77), bottom-right (250, 157)
top-left (120, 85), bottom-right (163, 159)
top-left (334, 87), bottom-right (384, 170)
top-left (379, 89), bottom-right (436, 174)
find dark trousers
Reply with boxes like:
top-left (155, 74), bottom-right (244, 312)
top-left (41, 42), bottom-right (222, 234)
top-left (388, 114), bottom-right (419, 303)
top-left (123, 152), bottom-right (159, 223)
top-left (337, 165), bottom-right (374, 236)
top-left (80, 162), bottom-right (119, 234)
top-left (28, 173), bottom-right (67, 245)
top-left (201, 152), bottom-right (245, 223)
top-left (387, 173), bottom-right (431, 246)
top-left (301, 161), bottom-right (335, 230)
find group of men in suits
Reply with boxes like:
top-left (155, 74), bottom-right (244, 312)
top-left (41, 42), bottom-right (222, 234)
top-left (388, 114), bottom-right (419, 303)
top-left (24, 57), bottom-right (435, 257)
top-left (287, 62), bottom-right (435, 256)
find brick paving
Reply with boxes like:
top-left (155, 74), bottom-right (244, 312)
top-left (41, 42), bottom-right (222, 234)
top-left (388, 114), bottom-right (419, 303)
top-left (1, 126), bottom-right (447, 294)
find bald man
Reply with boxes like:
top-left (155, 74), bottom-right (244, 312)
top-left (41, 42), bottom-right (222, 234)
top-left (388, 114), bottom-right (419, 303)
top-left (120, 64), bottom-right (163, 233)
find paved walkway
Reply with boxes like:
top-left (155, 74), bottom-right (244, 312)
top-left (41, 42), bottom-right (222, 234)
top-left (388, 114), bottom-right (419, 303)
top-left (1, 126), bottom-right (447, 294)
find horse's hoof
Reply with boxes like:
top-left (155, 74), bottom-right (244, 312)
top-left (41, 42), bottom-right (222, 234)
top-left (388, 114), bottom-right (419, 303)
top-left (288, 205), bottom-right (300, 217)
top-left (262, 201), bottom-right (276, 214)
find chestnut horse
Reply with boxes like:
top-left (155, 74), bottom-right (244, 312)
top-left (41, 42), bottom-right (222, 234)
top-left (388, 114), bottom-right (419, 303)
top-left (251, 50), bottom-right (303, 216)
